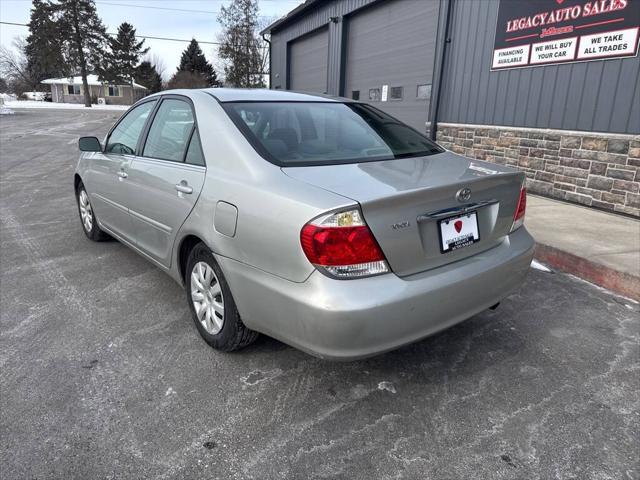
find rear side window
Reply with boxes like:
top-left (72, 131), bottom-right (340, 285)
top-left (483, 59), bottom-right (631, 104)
top-left (105, 100), bottom-right (156, 155)
top-left (224, 101), bottom-right (442, 166)
top-left (185, 129), bottom-right (205, 166)
top-left (143, 99), bottom-right (195, 162)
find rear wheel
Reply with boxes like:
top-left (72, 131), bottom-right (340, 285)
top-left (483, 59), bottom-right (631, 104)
top-left (186, 243), bottom-right (258, 351)
top-left (76, 182), bottom-right (109, 241)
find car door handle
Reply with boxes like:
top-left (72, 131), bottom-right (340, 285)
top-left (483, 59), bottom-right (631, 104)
top-left (175, 183), bottom-right (193, 194)
top-left (117, 170), bottom-right (128, 179)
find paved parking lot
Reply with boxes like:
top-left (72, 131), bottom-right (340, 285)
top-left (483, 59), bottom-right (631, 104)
top-left (1, 109), bottom-right (638, 479)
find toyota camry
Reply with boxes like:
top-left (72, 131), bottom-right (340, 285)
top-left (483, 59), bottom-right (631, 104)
top-left (75, 89), bottom-right (534, 360)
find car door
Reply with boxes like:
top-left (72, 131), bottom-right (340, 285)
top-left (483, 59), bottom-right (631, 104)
top-left (126, 96), bottom-right (206, 267)
top-left (88, 99), bottom-right (157, 239)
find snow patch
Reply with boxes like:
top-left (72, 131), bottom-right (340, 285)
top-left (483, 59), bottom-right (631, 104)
top-left (531, 259), bottom-right (552, 273)
top-left (378, 381), bottom-right (397, 394)
top-left (5, 100), bottom-right (129, 111)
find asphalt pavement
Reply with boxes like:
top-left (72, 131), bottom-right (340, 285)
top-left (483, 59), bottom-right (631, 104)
top-left (1, 109), bottom-right (638, 480)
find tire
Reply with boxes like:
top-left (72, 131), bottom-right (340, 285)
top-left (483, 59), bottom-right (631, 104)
top-left (76, 182), bottom-right (110, 241)
top-left (185, 242), bottom-right (258, 351)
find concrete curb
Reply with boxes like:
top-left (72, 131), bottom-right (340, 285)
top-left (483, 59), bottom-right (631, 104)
top-left (534, 243), bottom-right (640, 301)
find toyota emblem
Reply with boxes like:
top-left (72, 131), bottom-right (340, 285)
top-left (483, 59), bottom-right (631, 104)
top-left (456, 188), bottom-right (472, 203)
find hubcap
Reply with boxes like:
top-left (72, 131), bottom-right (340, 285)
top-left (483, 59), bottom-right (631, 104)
top-left (190, 261), bottom-right (224, 335)
top-left (79, 189), bottom-right (93, 232)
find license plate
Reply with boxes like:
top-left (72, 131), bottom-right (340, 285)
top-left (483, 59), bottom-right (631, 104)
top-left (438, 212), bottom-right (480, 253)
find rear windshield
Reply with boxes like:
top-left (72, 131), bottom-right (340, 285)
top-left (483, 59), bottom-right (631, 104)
top-left (223, 101), bottom-right (443, 166)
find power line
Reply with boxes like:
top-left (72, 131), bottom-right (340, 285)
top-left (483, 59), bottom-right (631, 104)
top-left (94, 1), bottom-right (285, 19)
top-left (1, 21), bottom-right (27, 27)
top-left (0, 21), bottom-right (267, 48)
top-left (95, 1), bottom-right (219, 15)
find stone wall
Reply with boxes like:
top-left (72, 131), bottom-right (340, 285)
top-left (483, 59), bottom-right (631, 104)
top-left (436, 123), bottom-right (639, 217)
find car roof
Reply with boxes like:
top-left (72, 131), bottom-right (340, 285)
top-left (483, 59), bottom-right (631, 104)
top-left (202, 88), bottom-right (353, 103)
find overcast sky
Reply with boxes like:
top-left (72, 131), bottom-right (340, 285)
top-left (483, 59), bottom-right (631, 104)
top-left (0, 0), bottom-right (301, 80)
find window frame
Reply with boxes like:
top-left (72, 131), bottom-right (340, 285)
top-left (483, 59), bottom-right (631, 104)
top-left (107, 85), bottom-right (121, 97)
top-left (67, 84), bottom-right (81, 95)
top-left (137, 94), bottom-right (204, 166)
top-left (417, 83), bottom-right (431, 100)
top-left (389, 86), bottom-right (403, 101)
top-left (221, 100), bottom-right (443, 168)
top-left (104, 97), bottom-right (158, 156)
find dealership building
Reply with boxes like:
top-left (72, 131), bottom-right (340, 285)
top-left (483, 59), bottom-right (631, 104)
top-left (262, 0), bottom-right (640, 217)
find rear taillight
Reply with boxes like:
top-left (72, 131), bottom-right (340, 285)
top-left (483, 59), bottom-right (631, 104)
top-left (511, 186), bottom-right (527, 232)
top-left (300, 209), bottom-right (389, 279)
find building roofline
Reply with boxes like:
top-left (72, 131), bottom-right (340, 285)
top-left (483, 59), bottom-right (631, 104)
top-left (260, 0), bottom-right (320, 35)
top-left (40, 75), bottom-right (148, 90)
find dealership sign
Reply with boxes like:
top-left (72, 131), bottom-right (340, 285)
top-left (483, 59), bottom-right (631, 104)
top-left (492, 0), bottom-right (640, 70)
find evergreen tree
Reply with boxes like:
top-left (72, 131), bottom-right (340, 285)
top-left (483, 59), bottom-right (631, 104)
top-left (136, 60), bottom-right (162, 93)
top-left (102, 22), bottom-right (148, 85)
top-left (217, 0), bottom-right (265, 88)
top-left (175, 39), bottom-right (221, 87)
top-left (55, 0), bottom-right (109, 107)
top-left (25, 0), bottom-right (68, 87)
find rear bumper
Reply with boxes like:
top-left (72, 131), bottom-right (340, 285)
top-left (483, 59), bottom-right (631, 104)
top-left (217, 227), bottom-right (535, 360)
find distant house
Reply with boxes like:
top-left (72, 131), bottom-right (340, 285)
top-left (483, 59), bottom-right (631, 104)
top-left (41, 75), bottom-right (147, 105)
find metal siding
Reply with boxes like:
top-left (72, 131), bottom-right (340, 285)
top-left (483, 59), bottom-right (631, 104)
top-left (615, 60), bottom-right (640, 132)
top-left (268, 0), bottom-right (380, 96)
top-left (344, 0), bottom-right (440, 130)
top-left (628, 67), bottom-right (640, 132)
top-left (438, 0), bottom-right (640, 134)
top-left (270, 36), bottom-right (287, 90)
top-left (289, 27), bottom-right (329, 92)
top-left (270, 0), bottom-right (639, 134)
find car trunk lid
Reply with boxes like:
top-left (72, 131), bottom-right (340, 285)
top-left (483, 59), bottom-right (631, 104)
top-left (283, 151), bottom-right (525, 277)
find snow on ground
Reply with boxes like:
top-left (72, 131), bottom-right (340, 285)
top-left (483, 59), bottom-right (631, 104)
top-left (0, 106), bottom-right (15, 115)
top-left (5, 100), bottom-right (129, 111)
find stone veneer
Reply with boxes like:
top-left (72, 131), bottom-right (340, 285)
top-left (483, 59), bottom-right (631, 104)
top-left (436, 123), bottom-right (639, 218)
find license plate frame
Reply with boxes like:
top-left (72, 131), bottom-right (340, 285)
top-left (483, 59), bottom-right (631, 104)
top-left (438, 211), bottom-right (480, 254)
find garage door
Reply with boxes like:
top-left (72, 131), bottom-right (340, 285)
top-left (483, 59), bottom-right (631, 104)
top-left (344, 0), bottom-right (440, 131)
top-left (288, 27), bottom-right (329, 93)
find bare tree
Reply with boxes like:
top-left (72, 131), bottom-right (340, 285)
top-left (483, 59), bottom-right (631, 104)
top-left (217, 0), bottom-right (265, 88)
top-left (0, 38), bottom-right (35, 94)
top-left (145, 52), bottom-right (168, 80)
top-left (167, 70), bottom-right (210, 89)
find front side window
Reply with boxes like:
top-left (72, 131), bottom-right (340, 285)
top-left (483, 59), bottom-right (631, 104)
top-left (105, 100), bottom-right (156, 155)
top-left (108, 86), bottom-right (120, 97)
top-left (224, 101), bottom-right (442, 166)
top-left (67, 84), bottom-right (81, 95)
top-left (143, 99), bottom-right (195, 162)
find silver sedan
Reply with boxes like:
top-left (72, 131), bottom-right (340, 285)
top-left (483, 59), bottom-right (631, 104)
top-left (75, 89), bottom-right (534, 360)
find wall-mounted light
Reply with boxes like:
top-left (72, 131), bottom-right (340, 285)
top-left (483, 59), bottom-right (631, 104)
top-left (329, 16), bottom-right (339, 23)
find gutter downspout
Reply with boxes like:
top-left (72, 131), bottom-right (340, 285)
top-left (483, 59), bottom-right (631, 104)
top-left (429, 0), bottom-right (454, 141)
top-left (262, 32), bottom-right (272, 89)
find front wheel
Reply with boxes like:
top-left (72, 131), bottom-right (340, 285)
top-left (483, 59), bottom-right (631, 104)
top-left (76, 182), bottom-right (109, 241)
top-left (186, 243), bottom-right (258, 351)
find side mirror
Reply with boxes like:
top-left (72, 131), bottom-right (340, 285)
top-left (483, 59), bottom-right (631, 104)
top-left (79, 136), bottom-right (102, 152)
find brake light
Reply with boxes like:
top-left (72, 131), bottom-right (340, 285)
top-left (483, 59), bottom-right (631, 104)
top-left (511, 186), bottom-right (527, 232)
top-left (300, 209), bottom-right (389, 279)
